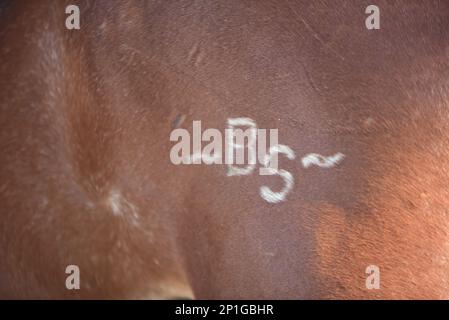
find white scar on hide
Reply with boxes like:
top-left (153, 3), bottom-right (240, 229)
top-left (104, 189), bottom-right (155, 241)
top-left (107, 190), bottom-right (140, 226)
top-left (301, 152), bottom-right (345, 168)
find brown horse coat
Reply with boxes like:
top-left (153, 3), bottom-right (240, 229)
top-left (1, 0), bottom-right (449, 299)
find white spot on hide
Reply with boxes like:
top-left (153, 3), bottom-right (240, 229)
top-left (106, 190), bottom-right (140, 226)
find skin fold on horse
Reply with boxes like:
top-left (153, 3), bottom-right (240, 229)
top-left (0, 0), bottom-right (449, 299)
